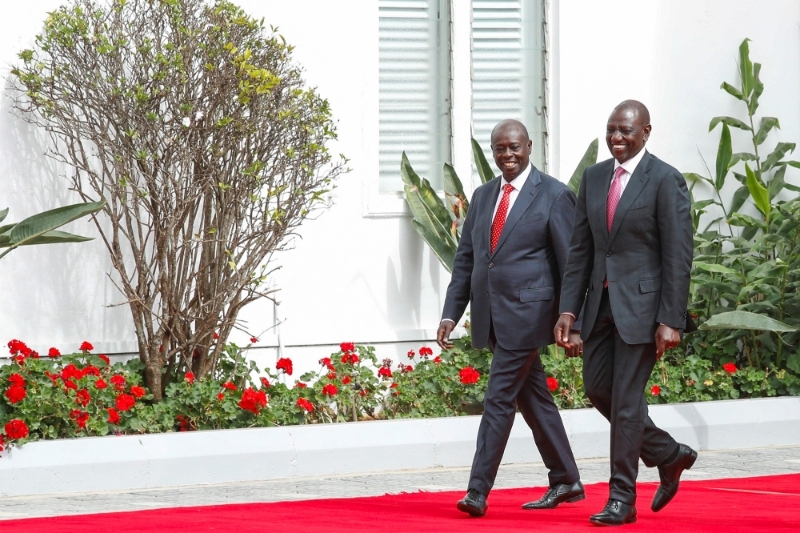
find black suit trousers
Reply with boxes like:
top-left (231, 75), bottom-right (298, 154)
top-left (468, 333), bottom-right (580, 495)
top-left (582, 289), bottom-right (679, 505)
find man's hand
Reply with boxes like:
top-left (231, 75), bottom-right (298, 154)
top-left (655, 324), bottom-right (681, 359)
top-left (564, 331), bottom-right (583, 358)
top-left (554, 314), bottom-right (575, 349)
top-left (437, 320), bottom-right (455, 350)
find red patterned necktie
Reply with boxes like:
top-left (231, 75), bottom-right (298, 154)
top-left (607, 166), bottom-right (626, 232)
top-left (490, 183), bottom-right (514, 253)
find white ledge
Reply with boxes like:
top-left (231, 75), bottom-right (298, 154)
top-left (0, 396), bottom-right (798, 497)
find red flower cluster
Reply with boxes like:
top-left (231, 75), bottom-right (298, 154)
top-left (70, 409), bottom-right (90, 429)
top-left (5, 419), bottom-right (29, 440)
top-left (176, 414), bottom-right (193, 431)
top-left (238, 387), bottom-right (268, 414)
top-left (79, 341), bottom-right (94, 352)
top-left (99, 355), bottom-right (110, 365)
top-left (546, 377), bottom-right (559, 392)
top-left (341, 376), bottom-right (351, 385)
top-left (322, 383), bottom-right (338, 396)
top-left (276, 357), bottom-right (293, 376)
top-left (407, 350), bottom-right (415, 358)
top-left (378, 366), bottom-right (393, 379)
top-left (106, 408), bottom-right (120, 425)
top-left (110, 374), bottom-right (126, 391)
top-left (459, 367), bottom-right (480, 385)
top-left (651, 385), bottom-right (661, 396)
top-left (185, 371), bottom-right (195, 384)
top-left (5, 385), bottom-right (26, 404)
top-left (296, 398), bottom-right (314, 412)
top-left (326, 372), bottom-right (336, 380)
top-left (95, 378), bottom-right (108, 389)
top-left (723, 363), bottom-right (737, 374)
top-left (398, 364), bottom-right (413, 373)
top-left (341, 353), bottom-right (359, 364)
top-left (419, 346), bottom-right (433, 357)
top-left (433, 356), bottom-right (442, 364)
top-left (75, 388), bottom-right (91, 407)
top-left (48, 347), bottom-right (61, 358)
top-left (319, 357), bottom-right (335, 371)
top-left (250, 337), bottom-right (258, 344)
top-left (115, 393), bottom-right (135, 412)
top-left (9, 374), bottom-right (24, 387)
top-left (8, 339), bottom-right (31, 357)
top-left (260, 377), bottom-right (270, 388)
top-left (295, 382), bottom-right (307, 389)
top-left (340, 342), bottom-right (355, 353)
top-left (130, 386), bottom-right (146, 399)
top-left (82, 365), bottom-right (100, 377)
top-left (222, 382), bottom-right (237, 391)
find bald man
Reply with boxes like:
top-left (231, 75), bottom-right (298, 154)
top-left (555, 101), bottom-right (697, 526)
top-left (438, 120), bottom-right (584, 517)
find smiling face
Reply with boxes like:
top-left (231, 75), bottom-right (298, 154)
top-left (491, 123), bottom-right (532, 181)
top-left (606, 106), bottom-right (651, 164)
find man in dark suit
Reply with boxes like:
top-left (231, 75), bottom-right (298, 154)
top-left (555, 100), bottom-right (697, 526)
top-left (437, 119), bottom-right (584, 517)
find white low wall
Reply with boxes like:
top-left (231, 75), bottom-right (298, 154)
top-left (0, 397), bottom-right (798, 497)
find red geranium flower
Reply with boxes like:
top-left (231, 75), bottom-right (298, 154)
top-left (70, 409), bottom-right (90, 429)
top-left (0, 434), bottom-right (5, 452)
top-left (185, 371), bottom-right (195, 384)
top-left (75, 388), bottom-right (91, 407)
top-left (7, 339), bottom-right (27, 355)
top-left (130, 386), bottom-right (146, 398)
top-left (115, 393), bottom-right (136, 411)
top-left (260, 377), bottom-right (270, 388)
top-left (8, 373), bottom-right (25, 387)
top-left (64, 379), bottom-right (77, 391)
top-left (341, 353), bottom-right (360, 364)
top-left (222, 382), bottom-right (237, 391)
top-left (62, 364), bottom-right (83, 381)
top-left (295, 382), bottom-right (307, 389)
top-left (459, 367), bottom-right (480, 385)
top-left (45, 371), bottom-right (59, 385)
top-left (110, 374), bottom-right (126, 391)
top-left (342, 376), bottom-right (351, 385)
top-left (378, 367), bottom-right (393, 379)
top-left (250, 336), bottom-right (258, 343)
top-left (79, 341), bottom-right (94, 352)
top-left (4, 419), bottom-right (29, 440)
top-left (213, 332), bottom-right (219, 340)
top-left (106, 408), bottom-right (120, 425)
top-left (434, 356), bottom-right (442, 364)
top-left (651, 385), bottom-right (661, 396)
top-left (5, 385), bottom-right (26, 404)
top-left (296, 398), bottom-right (314, 412)
top-left (419, 346), bottom-right (433, 357)
top-left (238, 387), bottom-right (268, 414)
top-left (340, 342), bottom-right (355, 353)
top-left (276, 357), bottom-right (293, 376)
top-left (547, 377), bottom-right (559, 392)
top-left (95, 379), bottom-right (108, 390)
top-left (407, 350), bottom-right (415, 358)
top-left (723, 363), bottom-right (737, 374)
top-left (82, 365), bottom-right (101, 377)
top-left (217, 393), bottom-right (225, 401)
top-left (319, 357), bottom-right (335, 371)
top-left (48, 347), bottom-right (61, 358)
top-left (99, 355), bottom-right (110, 365)
top-left (326, 372), bottom-right (336, 380)
top-left (322, 383), bottom-right (338, 396)
top-left (390, 383), bottom-right (399, 396)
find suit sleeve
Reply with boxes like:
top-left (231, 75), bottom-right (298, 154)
top-left (559, 169), bottom-right (594, 318)
top-left (549, 187), bottom-right (583, 331)
top-left (441, 188), bottom-right (478, 324)
top-left (656, 170), bottom-right (693, 329)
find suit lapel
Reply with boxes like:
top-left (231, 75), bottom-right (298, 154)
top-left (608, 151), bottom-right (653, 244)
top-left (491, 166), bottom-right (541, 257)
top-left (481, 178), bottom-right (501, 258)
top-left (595, 159), bottom-right (615, 240)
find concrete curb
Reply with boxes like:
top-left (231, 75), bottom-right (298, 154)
top-left (0, 397), bottom-right (798, 497)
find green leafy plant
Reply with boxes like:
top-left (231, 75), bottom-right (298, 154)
top-left (401, 139), bottom-right (598, 272)
top-left (0, 202), bottom-right (104, 260)
top-left (683, 38), bottom-right (800, 376)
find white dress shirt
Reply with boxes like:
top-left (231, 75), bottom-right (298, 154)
top-left (612, 148), bottom-right (647, 194)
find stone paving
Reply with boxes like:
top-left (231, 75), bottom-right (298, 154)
top-left (0, 445), bottom-right (798, 519)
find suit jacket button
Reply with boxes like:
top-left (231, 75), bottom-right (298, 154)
top-left (606, 252), bottom-right (611, 257)
top-left (488, 262), bottom-right (494, 269)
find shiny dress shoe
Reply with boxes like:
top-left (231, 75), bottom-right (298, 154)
top-left (456, 488), bottom-right (488, 517)
top-left (589, 499), bottom-right (637, 526)
top-left (522, 480), bottom-right (586, 509)
top-left (651, 443), bottom-right (698, 512)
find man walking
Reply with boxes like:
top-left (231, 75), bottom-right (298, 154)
top-left (438, 119), bottom-right (584, 517)
top-left (555, 100), bottom-right (697, 526)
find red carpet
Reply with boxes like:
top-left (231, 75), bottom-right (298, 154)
top-left (3, 474), bottom-right (799, 532)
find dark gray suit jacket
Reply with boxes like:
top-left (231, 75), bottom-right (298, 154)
top-left (442, 165), bottom-right (578, 350)
top-left (559, 151), bottom-right (693, 345)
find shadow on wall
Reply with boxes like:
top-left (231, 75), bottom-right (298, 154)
top-left (0, 81), bottom-right (133, 349)
top-left (386, 219), bottom-right (424, 331)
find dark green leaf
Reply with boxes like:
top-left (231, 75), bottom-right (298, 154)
top-left (715, 123), bottom-right (732, 190)
top-left (709, 116), bottom-right (751, 131)
top-left (768, 163), bottom-right (786, 201)
top-left (700, 310), bottom-right (796, 332)
top-left (567, 139), bottom-right (598, 194)
top-left (763, 142), bottom-right (796, 172)
top-left (9, 201), bottom-right (104, 247)
top-left (755, 117), bottom-right (779, 145)
top-left (738, 38), bottom-right (754, 97)
top-left (0, 230), bottom-right (93, 248)
top-left (728, 152), bottom-right (757, 168)
top-left (748, 62), bottom-right (764, 115)
top-left (720, 82), bottom-right (744, 100)
top-left (0, 208), bottom-right (7, 224)
top-left (729, 185), bottom-right (751, 214)
top-left (471, 138), bottom-right (494, 184)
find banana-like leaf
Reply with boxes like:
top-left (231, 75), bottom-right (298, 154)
top-left (730, 185), bottom-right (751, 214)
top-left (0, 208), bottom-right (7, 224)
top-left (755, 117), bottom-right (779, 145)
top-left (720, 82), bottom-right (744, 101)
top-left (700, 310), bottom-right (797, 332)
top-left (715, 123), bottom-right (732, 190)
top-left (738, 38), bottom-right (754, 97)
top-left (693, 262), bottom-right (738, 275)
top-left (769, 164), bottom-right (786, 201)
top-left (10, 201), bottom-right (104, 246)
top-left (0, 230), bottom-right (93, 248)
top-left (748, 62), bottom-right (764, 115)
top-left (762, 142), bottom-right (796, 172)
top-left (442, 163), bottom-right (468, 230)
top-left (567, 139), bottom-right (599, 194)
top-left (709, 116), bottom-right (751, 132)
top-left (412, 219), bottom-right (456, 273)
top-left (472, 138), bottom-right (495, 184)
top-left (745, 163), bottom-right (770, 218)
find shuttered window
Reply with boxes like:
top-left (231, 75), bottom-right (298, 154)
top-left (472, 0), bottom-right (545, 177)
top-left (379, 0), bottom-right (451, 192)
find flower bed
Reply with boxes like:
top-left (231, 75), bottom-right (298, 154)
top-left (1, 335), bottom-right (798, 452)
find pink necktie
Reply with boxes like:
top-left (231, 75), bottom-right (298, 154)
top-left (607, 166), bottom-right (626, 232)
top-left (490, 184), bottom-right (514, 253)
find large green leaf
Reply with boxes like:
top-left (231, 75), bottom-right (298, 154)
top-left (738, 38), bottom-right (754, 97)
top-left (729, 184), bottom-right (751, 214)
top-left (709, 116), bottom-right (751, 132)
top-left (745, 163), bottom-right (770, 218)
top-left (748, 62), bottom-right (764, 115)
top-left (567, 139), bottom-right (598, 194)
top-left (9, 201), bottom-right (104, 247)
top-left (700, 310), bottom-right (797, 332)
top-left (720, 82), bottom-right (744, 101)
top-left (471, 138), bottom-right (494, 184)
top-left (715, 123), bottom-right (732, 190)
top-left (0, 230), bottom-right (93, 248)
top-left (693, 262), bottom-right (738, 275)
top-left (0, 208), bottom-right (7, 224)
top-left (754, 116), bottom-right (779, 145)
top-left (411, 219), bottom-right (456, 273)
top-left (762, 142), bottom-right (796, 172)
top-left (768, 163), bottom-right (786, 201)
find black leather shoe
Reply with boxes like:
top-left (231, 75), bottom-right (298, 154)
top-left (457, 489), bottom-right (487, 517)
top-left (651, 443), bottom-right (697, 512)
top-left (522, 481), bottom-right (586, 509)
top-left (589, 499), bottom-right (637, 526)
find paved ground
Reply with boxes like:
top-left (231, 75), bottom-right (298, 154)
top-left (0, 445), bottom-right (798, 519)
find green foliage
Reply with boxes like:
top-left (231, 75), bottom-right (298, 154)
top-left (684, 38), bottom-right (800, 380)
top-left (0, 201), bottom-right (104, 260)
top-left (402, 139), bottom-right (598, 272)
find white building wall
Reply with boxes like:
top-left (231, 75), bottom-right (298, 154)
top-left (0, 0), bottom-right (799, 379)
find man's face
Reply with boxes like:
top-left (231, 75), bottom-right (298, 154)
top-left (491, 126), bottom-right (532, 181)
top-left (606, 107), bottom-right (651, 164)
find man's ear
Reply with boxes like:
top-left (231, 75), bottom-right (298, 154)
top-left (643, 124), bottom-right (652, 142)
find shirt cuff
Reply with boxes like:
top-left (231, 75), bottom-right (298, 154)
top-left (440, 319), bottom-right (456, 325)
top-left (561, 312), bottom-right (576, 320)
